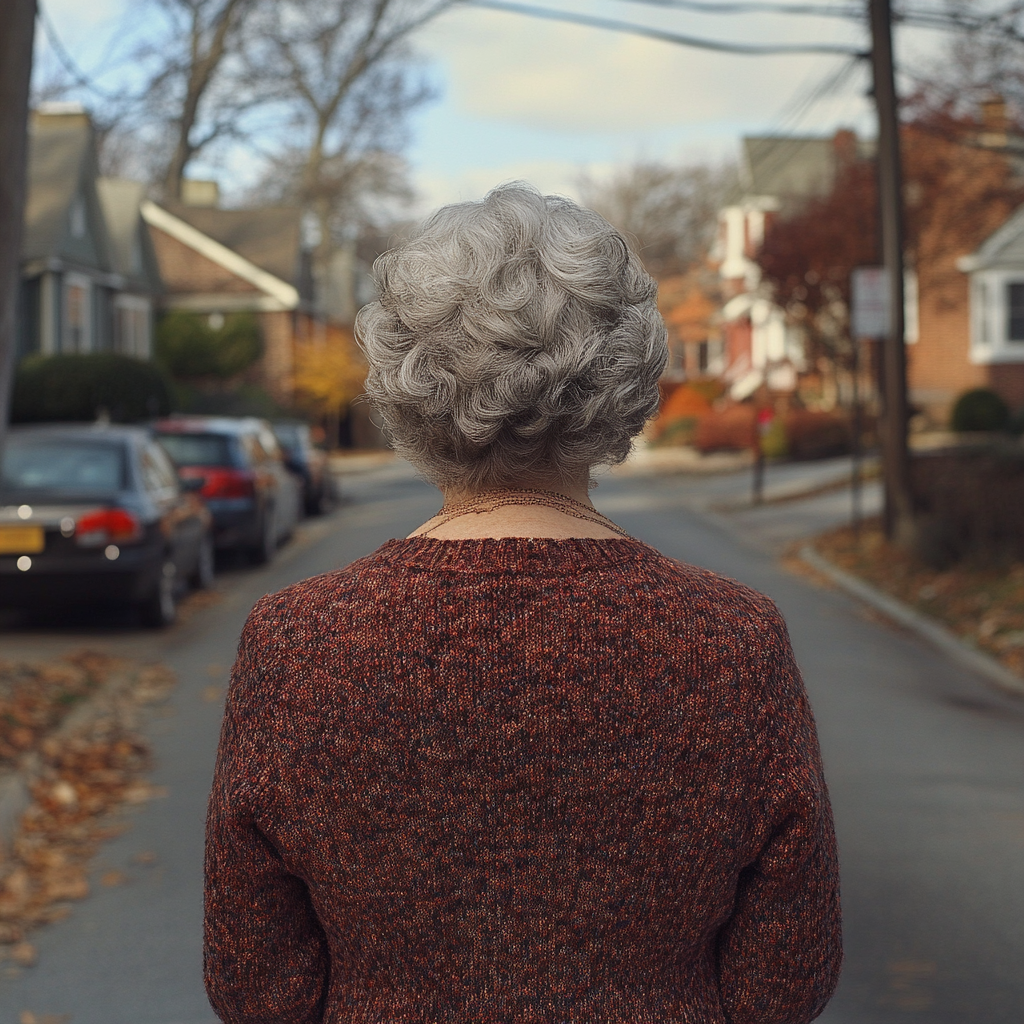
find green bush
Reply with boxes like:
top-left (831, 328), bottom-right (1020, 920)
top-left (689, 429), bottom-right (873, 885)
top-left (11, 353), bottom-right (173, 423)
top-left (155, 311), bottom-right (263, 380)
top-left (950, 388), bottom-right (1009, 432)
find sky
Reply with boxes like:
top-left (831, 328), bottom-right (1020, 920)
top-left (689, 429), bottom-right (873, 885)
top-left (34, 0), bottom-right (946, 214)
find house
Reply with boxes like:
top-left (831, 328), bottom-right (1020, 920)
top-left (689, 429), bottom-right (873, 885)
top-left (17, 105), bottom-right (161, 360)
top-left (713, 131), bottom-right (873, 400)
top-left (19, 106), bottom-right (115, 357)
top-left (956, 205), bottom-right (1024, 414)
top-left (142, 194), bottom-right (320, 402)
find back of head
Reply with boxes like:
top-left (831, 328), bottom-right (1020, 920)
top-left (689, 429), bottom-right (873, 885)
top-left (355, 182), bottom-right (668, 490)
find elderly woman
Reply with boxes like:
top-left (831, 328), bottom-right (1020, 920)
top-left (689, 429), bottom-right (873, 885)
top-left (204, 183), bottom-right (842, 1024)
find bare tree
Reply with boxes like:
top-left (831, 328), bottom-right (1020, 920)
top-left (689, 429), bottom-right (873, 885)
top-left (578, 160), bottom-right (738, 279)
top-left (243, 0), bottom-right (447, 272)
top-left (88, 0), bottom-right (259, 196)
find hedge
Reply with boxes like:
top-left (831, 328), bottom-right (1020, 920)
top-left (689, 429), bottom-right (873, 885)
top-left (11, 353), bottom-right (173, 423)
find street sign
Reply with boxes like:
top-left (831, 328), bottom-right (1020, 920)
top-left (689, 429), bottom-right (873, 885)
top-left (851, 266), bottom-right (888, 338)
top-left (851, 265), bottom-right (919, 341)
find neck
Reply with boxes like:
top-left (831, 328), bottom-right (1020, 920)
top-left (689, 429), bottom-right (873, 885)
top-left (442, 479), bottom-right (593, 509)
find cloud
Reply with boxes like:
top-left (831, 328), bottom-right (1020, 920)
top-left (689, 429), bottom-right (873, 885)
top-left (417, 5), bottom-right (853, 134)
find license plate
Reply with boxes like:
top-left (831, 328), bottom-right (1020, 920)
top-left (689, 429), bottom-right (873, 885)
top-left (0, 525), bottom-right (45, 554)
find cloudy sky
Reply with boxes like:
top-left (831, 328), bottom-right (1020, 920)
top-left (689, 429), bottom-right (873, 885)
top-left (36, 0), bottom-right (942, 212)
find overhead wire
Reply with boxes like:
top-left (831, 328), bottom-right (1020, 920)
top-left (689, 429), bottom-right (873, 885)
top-left (465, 0), bottom-right (868, 52)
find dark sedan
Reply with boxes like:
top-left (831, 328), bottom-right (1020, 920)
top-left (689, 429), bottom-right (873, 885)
top-left (153, 416), bottom-right (301, 564)
top-left (0, 424), bottom-right (214, 626)
top-left (272, 421), bottom-right (332, 515)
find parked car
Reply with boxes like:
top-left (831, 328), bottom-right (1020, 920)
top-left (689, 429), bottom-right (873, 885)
top-left (272, 420), bottom-right (332, 515)
top-left (153, 416), bottom-right (301, 564)
top-left (0, 424), bottom-right (214, 627)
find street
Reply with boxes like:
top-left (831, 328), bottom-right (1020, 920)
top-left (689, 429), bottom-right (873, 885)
top-left (0, 462), bottom-right (1021, 1024)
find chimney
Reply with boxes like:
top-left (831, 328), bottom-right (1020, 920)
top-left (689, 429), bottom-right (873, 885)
top-left (832, 128), bottom-right (858, 166)
top-left (181, 179), bottom-right (220, 207)
top-left (980, 94), bottom-right (1008, 149)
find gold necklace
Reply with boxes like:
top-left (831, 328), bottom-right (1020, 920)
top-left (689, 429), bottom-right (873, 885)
top-left (422, 487), bottom-right (631, 538)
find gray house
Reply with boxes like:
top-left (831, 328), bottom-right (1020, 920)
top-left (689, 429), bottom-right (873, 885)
top-left (17, 105), bottom-right (160, 360)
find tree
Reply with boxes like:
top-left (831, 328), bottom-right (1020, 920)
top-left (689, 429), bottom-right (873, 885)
top-left (242, 0), bottom-right (446, 284)
top-left (578, 159), bottom-right (737, 279)
top-left (758, 112), bottom-right (1024, 380)
top-left (90, 0), bottom-right (260, 196)
top-left (291, 324), bottom-right (366, 440)
top-left (0, 0), bottom-right (36, 462)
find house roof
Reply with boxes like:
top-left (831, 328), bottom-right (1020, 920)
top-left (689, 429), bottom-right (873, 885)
top-left (97, 177), bottom-right (161, 291)
top-left (961, 202), bottom-right (1024, 271)
top-left (22, 111), bottom-right (111, 271)
top-left (142, 201), bottom-right (300, 309)
top-left (159, 203), bottom-right (304, 285)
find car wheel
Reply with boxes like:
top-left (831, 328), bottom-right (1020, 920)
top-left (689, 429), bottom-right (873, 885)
top-left (139, 560), bottom-right (177, 628)
top-left (191, 533), bottom-right (215, 590)
top-left (250, 509), bottom-right (276, 565)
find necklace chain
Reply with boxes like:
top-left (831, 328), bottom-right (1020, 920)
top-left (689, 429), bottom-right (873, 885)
top-left (422, 487), bottom-right (630, 538)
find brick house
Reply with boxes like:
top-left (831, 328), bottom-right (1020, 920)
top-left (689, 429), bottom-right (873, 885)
top-left (714, 132), bottom-right (872, 400)
top-left (955, 204), bottom-right (1024, 414)
top-left (142, 197), bottom-right (320, 403)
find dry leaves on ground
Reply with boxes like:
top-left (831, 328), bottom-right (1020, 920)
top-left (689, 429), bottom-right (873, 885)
top-left (812, 517), bottom-right (1024, 676)
top-left (0, 655), bottom-right (176, 963)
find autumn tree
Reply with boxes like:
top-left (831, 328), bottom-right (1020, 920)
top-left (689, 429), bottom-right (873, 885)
top-left (291, 324), bottom-right (367, 440)
top-left (758, 110), bottom-right (1024, 378)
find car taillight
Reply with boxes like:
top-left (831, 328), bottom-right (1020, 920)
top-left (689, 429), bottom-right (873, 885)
top-left (74, 508), bottom-right (143, 547)
top-left (200, 468), bottom-right (255, 499)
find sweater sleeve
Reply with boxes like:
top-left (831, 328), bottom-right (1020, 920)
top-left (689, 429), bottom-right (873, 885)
top-left (204, 599), bottom-right (329, 1024)
top-left (715, 602), bottom-right (843, 1024)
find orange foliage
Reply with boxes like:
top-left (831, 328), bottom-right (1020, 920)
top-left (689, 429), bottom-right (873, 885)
top-left (660, 384), bottom-right (712, 422)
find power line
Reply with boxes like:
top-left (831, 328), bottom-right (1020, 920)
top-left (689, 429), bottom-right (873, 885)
top-left (465, 0), bottom-right (869, 53)
top-left (35, 0), bottom-right (128, 103)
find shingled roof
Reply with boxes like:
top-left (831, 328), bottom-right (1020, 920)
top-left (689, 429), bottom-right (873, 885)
top-left (22, 110), bottom-right (112, 272)
top-left (160, 203), bottom-right (304, 286)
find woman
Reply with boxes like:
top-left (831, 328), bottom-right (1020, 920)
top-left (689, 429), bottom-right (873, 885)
top-left (204, 183), bottom-right (842, 1024)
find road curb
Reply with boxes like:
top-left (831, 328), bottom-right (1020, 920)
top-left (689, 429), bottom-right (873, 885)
top-left (799, 545), bottom-right (1024, 700)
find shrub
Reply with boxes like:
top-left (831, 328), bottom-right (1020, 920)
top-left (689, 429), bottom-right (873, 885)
top-left (155, 311), bottom-right (263, 380)
top-left (11, 353), bottom-right (173, 423)
top-left (950, 387), bottom-right (1009, 432)
top-left (784, 409), bottom-right (851, 460)
top-left (695, 404), bottom-right (756, 452)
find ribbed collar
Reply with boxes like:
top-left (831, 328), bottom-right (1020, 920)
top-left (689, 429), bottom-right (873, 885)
top-left (376, 536), bottom-right (658, 573)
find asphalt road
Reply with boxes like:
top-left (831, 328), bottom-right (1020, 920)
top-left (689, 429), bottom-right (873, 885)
top-left (0, 463), bottom-right (1020, 1024)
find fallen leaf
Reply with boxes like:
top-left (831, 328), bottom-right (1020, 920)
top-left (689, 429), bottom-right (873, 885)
top-left (11, 942), bottom-right (36, 967)
top-left (201, 684), bottom-right (224, 703)
top-left (99, 870), bottom-right (127, 888)
top-left (132, 851), bottom-right (157, 865)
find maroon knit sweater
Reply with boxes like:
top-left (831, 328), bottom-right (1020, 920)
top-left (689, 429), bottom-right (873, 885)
top-left (205, 537), bottom-right (841, 1024)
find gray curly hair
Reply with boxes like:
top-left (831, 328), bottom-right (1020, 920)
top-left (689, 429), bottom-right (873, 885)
top-left (354, 182), bottom-right (668, 491)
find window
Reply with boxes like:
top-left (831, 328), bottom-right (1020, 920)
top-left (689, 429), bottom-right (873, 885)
top-left (1008, 282), bottom-right (1024, 341)
top-left (69, 196), bottom-right (87, 239)
top-left (1, 441), bottom-right (125, 496)
top-left (63, 275), bottom-right (92, 352)
top-left (156, 433), bottom-right (234, 468)
top-left (976, 281), bottom-right (990, 344)
top-left (115, 295), bottom-right (151, 357)
top-left (142, 443), bottom-right (179, 494)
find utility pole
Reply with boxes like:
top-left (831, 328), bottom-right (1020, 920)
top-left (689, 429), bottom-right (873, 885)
top-left (868, 0), bottom-right (916, 544)
top-left (0, 0), bottom-right (37, 463)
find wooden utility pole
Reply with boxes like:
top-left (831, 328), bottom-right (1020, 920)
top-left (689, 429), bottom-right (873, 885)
top-left (0, 0), bottom-right (37, 461)
top-left (868, 0), bottom-right (916, 544)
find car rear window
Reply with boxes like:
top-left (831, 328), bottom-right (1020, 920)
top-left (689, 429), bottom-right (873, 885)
top-left (156, 433), bottom-right (235, 467)
top-left (1, 440), bottom-right (126, 495)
